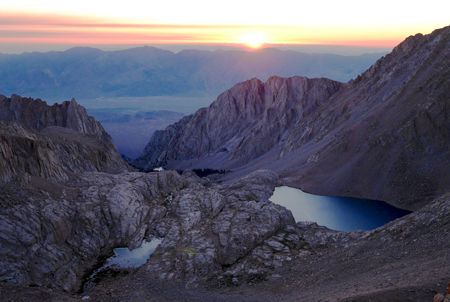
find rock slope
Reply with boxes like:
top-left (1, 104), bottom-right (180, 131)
top-left (132, 115), bottom-right (194, 168)
top-left (135, 25), bottom-right (450, 210)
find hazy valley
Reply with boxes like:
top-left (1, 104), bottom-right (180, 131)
top-left (0, 46), bottom-right (385, 103)
top-left (86, 109), bottom-right (185, 159)
top-left (0, 26), bottom-right (450, 302)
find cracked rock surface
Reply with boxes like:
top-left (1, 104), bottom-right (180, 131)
top-left (1, 168), bottom-right (450, 302)
top-left (0, 169), bottom-right (295, 291)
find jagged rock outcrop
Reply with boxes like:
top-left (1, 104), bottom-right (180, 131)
top-left (0, 94), bottom-right (113, 144)
top-left (0, 121), bottom-right (68, 182)
top-left (135, 25), bottom-right (450, 210)
top-left (133, 76), bottom-right (344, 169)
top-left (0, 95), bottom-right (131, 182)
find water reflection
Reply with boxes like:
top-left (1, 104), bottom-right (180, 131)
top-left (269, 186), bottom-right (410, 232)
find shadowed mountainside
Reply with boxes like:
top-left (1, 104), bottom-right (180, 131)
top-left (134, 26), bottom-right (450, 210)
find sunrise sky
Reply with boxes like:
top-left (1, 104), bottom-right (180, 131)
top-left (1, 0), bottom-right (449, 54)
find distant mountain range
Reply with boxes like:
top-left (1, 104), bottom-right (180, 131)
top-left (0, 46), bottom-right (386, 102)
top-left (134, 26), bottom-right (450, 211)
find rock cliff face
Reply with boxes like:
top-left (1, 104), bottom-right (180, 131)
top-left (0, 95), bottom-right (131, 182)
top-left (135, 25), bottom-right (450, 210)
top-left (133, 76), bottom-right (344, 169)
top-left (0, 94), bottom-right (114, 144)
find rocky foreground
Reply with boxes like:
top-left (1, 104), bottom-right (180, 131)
top-left (0, 168), bottom-right (449, 301)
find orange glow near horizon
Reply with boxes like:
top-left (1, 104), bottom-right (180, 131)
top-left (0, 11), bottom-right (448, 52)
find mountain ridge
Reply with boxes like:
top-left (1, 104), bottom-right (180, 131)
top-left (0, 94), bottom-right (114, 144)
top-left (133, 76), bottom-right (345, 168)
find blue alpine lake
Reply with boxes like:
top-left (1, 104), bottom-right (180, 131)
top-left (269, 186), bottom-right (410, 232)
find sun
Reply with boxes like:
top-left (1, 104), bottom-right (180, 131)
top-left (240, 33), bottom-right (266, 48)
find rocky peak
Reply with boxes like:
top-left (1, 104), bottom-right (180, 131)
top-left (0, 94), bottom-right (113, 144)
top-left (133, 75), bottom-right (344, 169)
top-left (0, 95), bottom-right (131, 182)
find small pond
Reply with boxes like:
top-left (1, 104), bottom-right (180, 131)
top-left (269, 186), bottom-right (410, 232)
top-left (107, 238), bottom-right (163, 269)
top-left (83, 238), bottom-right (162, 294)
